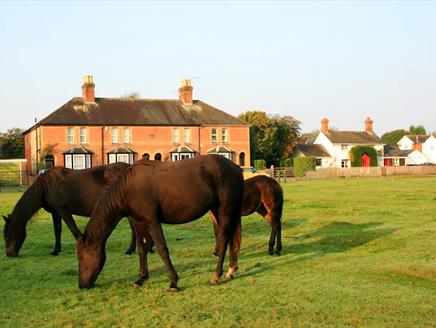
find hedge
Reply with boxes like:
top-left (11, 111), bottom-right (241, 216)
top-left (280, 158), bottom-right (293, 167)
top-left (253, 159), bottom-right (266, 170)
top-left (350, 145), bottom-right (378, 167)
top-left (294, 156), bottom-right (316, 177)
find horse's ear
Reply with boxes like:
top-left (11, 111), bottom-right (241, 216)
top-left (2, 215), bottom-right (9, 223)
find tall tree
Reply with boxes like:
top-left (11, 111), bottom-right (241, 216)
top-left (409, 124), bottom-right (427, 135)
top-left (238, 111), bottom-right (301, 165)
top-left (381, 129), bottom-right (408, 145)
top-left (0, 128), bottom-right (25, 159)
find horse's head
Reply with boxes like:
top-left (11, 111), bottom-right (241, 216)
top-left (3, 214), bottom-right (24, 257)
top-left (76, 234), bottom-right (106, 289)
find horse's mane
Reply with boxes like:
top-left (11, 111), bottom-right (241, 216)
top-left (10, 168), bottom-right (61, 226)
top-left (84, 165), bottom-right (132, 239)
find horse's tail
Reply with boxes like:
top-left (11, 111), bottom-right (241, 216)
top-left (230, 215), bottom-right (242, 255)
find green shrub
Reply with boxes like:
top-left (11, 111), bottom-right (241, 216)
top-left (280, 158), bottom-right (293, 167)
top-left (294, 156), bottom-right (316, 177)
top-left (254, 159), bottom-right (266, 170)
top-left (350, 146), bottom-right (378, 167)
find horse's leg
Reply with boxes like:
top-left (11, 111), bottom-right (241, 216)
top-left (133, 223), bottom-right (149, 286)
top-left (50, 212), bottom-right (62, 256)
top-left (125, 217), bottom-right (136, 255)
top-left (210, 210), bottom-right (219, 257)
top-left (57, 210), bottom-right (82, 240)
top-left (271, 212), bottom-right (282, 255)
top-left (210, 219), bottom-right (230, 285)
top-left (257, 205), bottom-right (275, 255)
top-left (147, 220), bottom-right (179, 291)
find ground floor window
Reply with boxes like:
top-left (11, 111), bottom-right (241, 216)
top-left (316, 158), bottom-right (322, 166)
top-left (239, 152), bottom-right (245, 166)
top-left (45, 155), bottom-right (54, 168)
top-left (108, 153), bottom-right (135, 164)
top-left (154, 153), bottom-right (162, 161)
top-left (171, 153), bottom-right (194, 161)
top-left (341, 159), bottom-right (349, 168)
top-left (64, 154), bottom-right (92, 170)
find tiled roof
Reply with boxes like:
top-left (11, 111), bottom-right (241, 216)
top-left (169, 146), bottom-right (196, 153)
top-left (107, 146), bottom-right (136, 154)
top-left (35, 97), bottom-right (247, 127)
top-left (62, 146), bottom-right (94, 154)
top-left (383, 145), bottom-right (413, 157)
top-left (207, 145), bottom-right (233, 153)
top-left (296, 144), bottom-right (331, 157)
top-left (323, 130), bottom-right (382, 144)
top-left (405, 135), bottom-right (432, 144)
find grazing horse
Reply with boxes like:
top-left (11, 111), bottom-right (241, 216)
top-left (212, 175), bottom-right (283, 256)
top-left (76, 155), bottom-right (243, 291)
top-left (3, 163), bottom-right (137, 257)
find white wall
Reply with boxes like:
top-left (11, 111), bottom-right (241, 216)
top-left (422, 136), bottom-right (436, 163)
top-left (398, 136), bottom-right (414, 150)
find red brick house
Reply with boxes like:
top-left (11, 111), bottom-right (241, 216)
top-left (24, 76), bottom-right (250, 174)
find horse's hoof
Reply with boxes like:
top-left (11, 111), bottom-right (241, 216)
top-left (212, 251), bottom-right (219, 259)
top-left (225, 274), bottom-right (234, 281)
top-left (50, 251), bottom-right (59, 256)
top-left (133, 276), bottom-right (148, 286)
top-left (169, 286), bottom-right (180, 292)
top-left (210, 276), bottom-right (220, 286)
top-left (125, 250), bottom-right (134, 255)
top-left (274, 250), bottom-right (281, 256)
top-left (268, 249), bottom-right (274, 256)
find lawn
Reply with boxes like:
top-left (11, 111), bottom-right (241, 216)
top-left (0, 176), bottom-right (435, 327)
top-left (0, 162), bottom-right (20, 186)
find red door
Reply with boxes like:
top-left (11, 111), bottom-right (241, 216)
top-left (384, 158), bottom-right (392, 167)
top-left (361, 153), bottom-right (371, 167)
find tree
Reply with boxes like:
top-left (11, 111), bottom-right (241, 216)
top-left (120, 91), bottom-right (140, 99)
top-left (409, 125), bottom-right (426, 135)
top-left (381, 129), bottom-right (408, 145)
top-left (238, 111), bottom-right (301, 165)
top-left (0, 128), bottom-right (25, 159)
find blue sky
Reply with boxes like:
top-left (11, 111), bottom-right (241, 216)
top-left (0, 1), bottom-right (435, 135)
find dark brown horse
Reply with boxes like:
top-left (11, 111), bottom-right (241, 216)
top-left (76, 154), bottom-right (243, 291)
top-left (3, 163), bottom-right (137, 257)
top-left (212, 175), bottom-right (283, 256)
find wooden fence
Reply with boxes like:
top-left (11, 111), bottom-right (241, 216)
top-left (267, 167), bottom-right (294, 182)
top-left (305, 165), bottom-right (436, 179)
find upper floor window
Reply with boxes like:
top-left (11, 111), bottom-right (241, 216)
top-left (222, 128), bottom-right (228, 143)
top-left (123, 128), bottom-right (131, 144)
top-left (341, 144), bottom-right (348, 152)
top-left (173, 128), bottom-right (180, 144)
top-left (211, 128), bottom-right (217, 144)
top-left (112, 127), bottom-right (118, 144)
top-left (79, 127), bottom-right (87, 144)
top-left (184, 128), bottom-right (191, 144)
top-left (67, 127), bottom-right (74, 144)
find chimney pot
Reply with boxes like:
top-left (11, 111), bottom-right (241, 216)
top-left (82, 75), bottom-right (95, 103)
top-left (321, 118), bottom-right (329, 134)
top-left (365, 117), bottom-right (374, 133)
top-left (178, 79), bottom-right (193, 105)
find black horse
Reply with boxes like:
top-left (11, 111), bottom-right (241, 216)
top-left (212, 175), bottom-right (283, 256)
top-left (77, 155), bottom-right (243, 291)
top-left (3, 162), bottom-right (137, 257)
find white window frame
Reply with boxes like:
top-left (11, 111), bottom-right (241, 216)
top-left (211, 128), bottom-right (217, 144)
top-left (171, 152), bottom-right (194, 161)
top-left (64, 154), bottom-right (92, 170)
top-left (112, 127), bottom-right (119, 144)
top-left (341, 144), bottom-right (348, 152)
top-left (341, 159), bottom-right (349, 168)
top-left (79, 127), bottom-right (87, 144)
top-left (222, 128), bottom-right (228, 143)
top-left (108, 153), bottom-right (134, 164)
top-left (184, 128), bottom-right (191, 144)
top-left (173, 128), bottom-right (180, 144)
top-left (123, 128), bottom-right (131, 144)
top-left (67, 128), bottom-right (74, 144)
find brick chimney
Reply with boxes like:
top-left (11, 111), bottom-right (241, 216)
top-left (365, 117), bottom-right (374, 134)
top-left (321, 118), bottom-right (329, 134)
top-left (178, 79), bottom-right (193, 105)
top-left (82, 75), bottom-right (95, 103)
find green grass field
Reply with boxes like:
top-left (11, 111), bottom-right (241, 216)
top-left (0, 162), bottom-right (20, 186)
top-left (1, 176), bottom-right (435, 327)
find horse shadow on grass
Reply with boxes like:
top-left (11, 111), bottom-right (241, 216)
top-left (238, 220), bottom-right (396, 280)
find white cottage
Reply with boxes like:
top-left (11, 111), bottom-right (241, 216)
top-left (397, 135), bottom-right (436, 164)
top-left (294, 117), bottom-right (384, 168)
